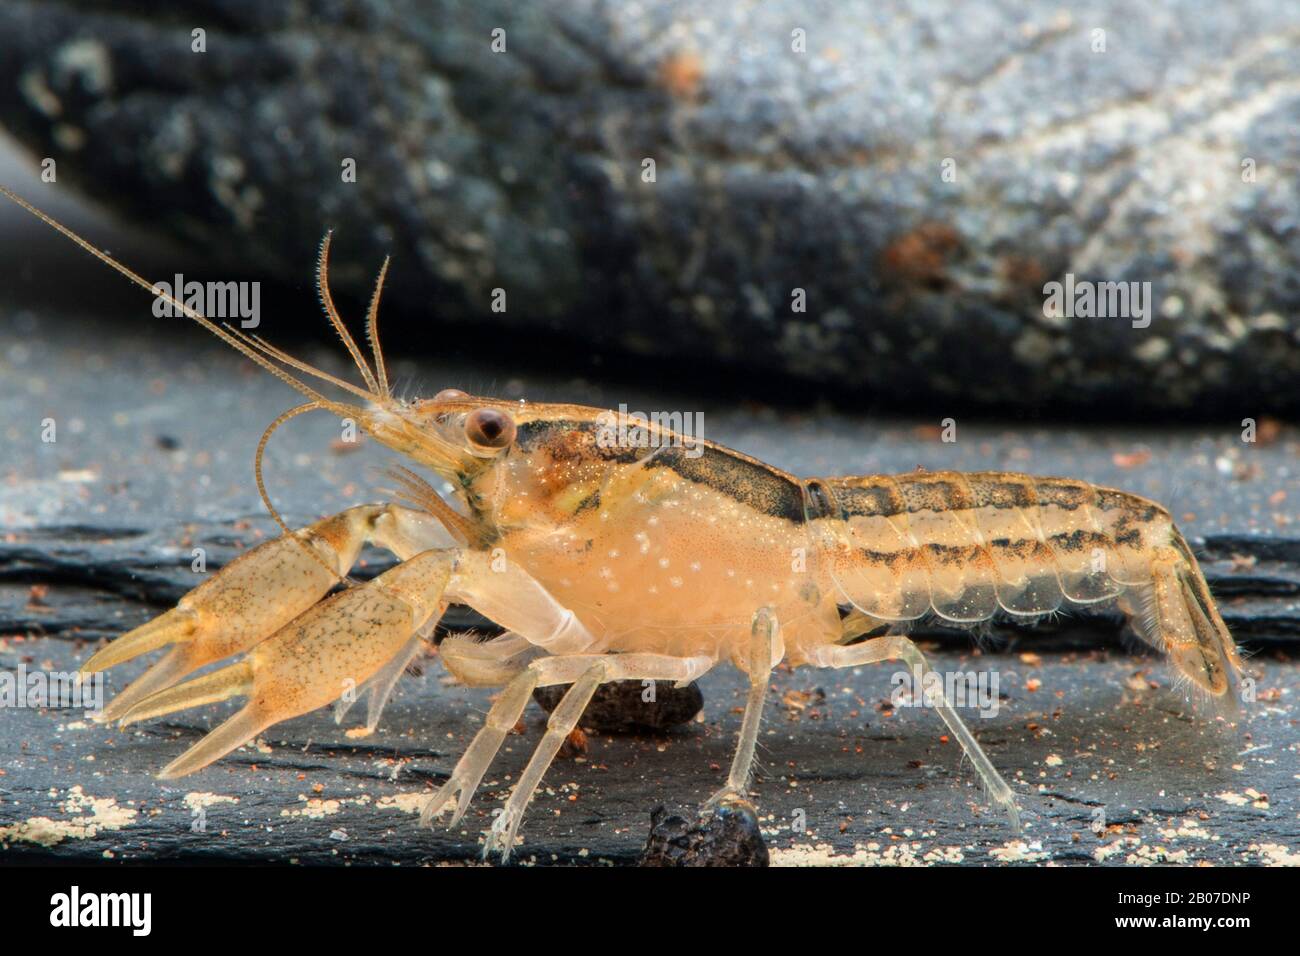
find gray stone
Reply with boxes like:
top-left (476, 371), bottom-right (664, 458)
top-left (642, 801), bottom-right (770, 867)
top-left (534, 679), bottom-right (704, 734)
top-left (0, 0), bottom-right (1297, 412)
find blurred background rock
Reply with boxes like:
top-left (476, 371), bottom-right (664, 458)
top-left (0, 0), bottom-right (1297, 414)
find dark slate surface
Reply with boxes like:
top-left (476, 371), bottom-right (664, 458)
top-left (0, 308), bottom-right (1296, 865)
top-left (0, 0), bottom-right (1298, 413)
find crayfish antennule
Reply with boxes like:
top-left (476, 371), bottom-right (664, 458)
top-left (364, 256), bottom-right (393, 400)
top-left (316, 230), bottom-right (382, 396)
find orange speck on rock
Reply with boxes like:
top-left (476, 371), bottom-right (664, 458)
top-left (880, 222), bottom-right (962, 289)
top-left (657, 51), bottom-right (704, 100)
top-left (560, 727), bottom-right (588, 758)
top-left (1256, 416), bottom-right (1283, 446)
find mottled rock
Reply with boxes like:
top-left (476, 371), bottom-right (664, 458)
top-left (534, 679), bottom-right (704, 733)
top-left (0, 0), bottom-right (1297, 413)
top-left (641, 801), bottom-right (770, 867)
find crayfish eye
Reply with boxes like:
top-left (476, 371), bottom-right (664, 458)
top-left (465, 408), bottom-right (516, 450)
top-left (433, 388), bottom-right (468, 402)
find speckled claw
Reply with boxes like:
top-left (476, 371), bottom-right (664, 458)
top-left (83, 506), bottom-right (384, 724)
top-left (117, 549), bottom-right (454, 778)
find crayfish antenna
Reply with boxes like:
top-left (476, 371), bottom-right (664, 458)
top-left (0, 186), bottom-right (356, 408)
top-left (0, 185), bottom-right (395, 431)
